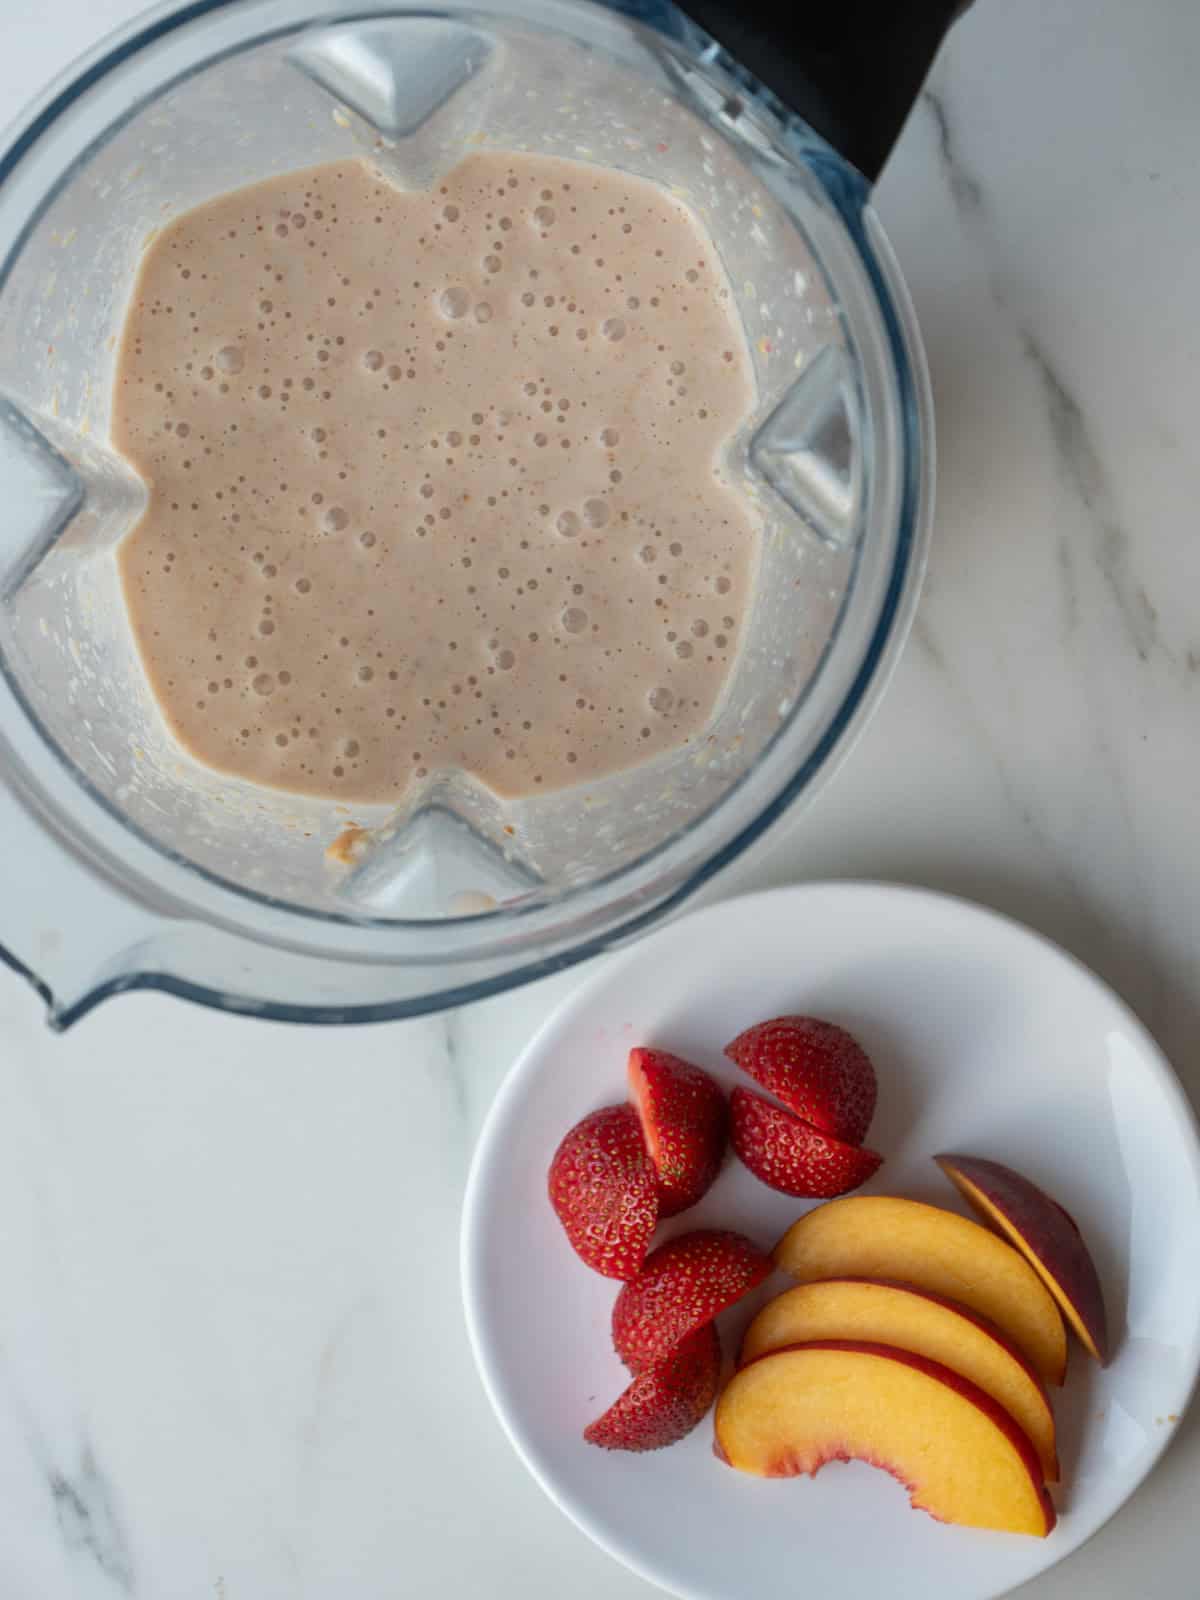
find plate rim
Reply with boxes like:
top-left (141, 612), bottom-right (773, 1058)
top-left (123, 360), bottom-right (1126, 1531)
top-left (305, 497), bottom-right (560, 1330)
top-left (460, 880), bottom-right (1200, 1600)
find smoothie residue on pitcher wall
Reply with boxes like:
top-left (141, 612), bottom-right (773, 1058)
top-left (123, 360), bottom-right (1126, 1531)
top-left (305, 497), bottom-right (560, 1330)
top-left (111, 152), bottom-right (760, 804)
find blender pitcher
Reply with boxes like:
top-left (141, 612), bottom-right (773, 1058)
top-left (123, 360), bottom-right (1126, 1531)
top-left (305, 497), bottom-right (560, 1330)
top-left (0, 0), bottom-right (955, 1028)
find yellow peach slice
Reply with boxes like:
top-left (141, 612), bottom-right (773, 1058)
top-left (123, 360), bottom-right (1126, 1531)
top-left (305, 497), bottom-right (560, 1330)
top-left (774, 1196), bottom-right (1067, 1384)
top-left (739, 1278), bottom-right (1058, 1480)
top-left (715, 1341), bottom-right (1057, 1537)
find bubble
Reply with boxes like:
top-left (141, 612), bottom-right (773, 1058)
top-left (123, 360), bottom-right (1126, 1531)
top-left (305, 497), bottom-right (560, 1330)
top-left (363, 349), bottom-right (384, 371)
top-left (669, 540), bottom-right (683, 557)
top-left (259, 298), bottom-right (273, 315)
top-left (534, 433), bottom-right (548, 448)
top-left (649, 686), bottom-right (675, 715)
top-left (274, 223), bottom-right (289, 239)
top-left (523, 381), bottom-right (538, 396)
top-left (600, 427), bottom-right (620, 447)
top-left (442, 204), bottom-right (460, 222)
top-left (294, 576), bottom-right (312, 595)
top-left (323, 506), bottom-right (349, 532)
top-left (533, 205), bottom-right (556, 227)
top-left (312, 427), bottom-right (327, 443)
top-left (626, 296), bottom-right (640, 311)
top-left (278, 670), bottom-right (292, 686)
top-left (674, 640), bottom-right (694, 659)
top-left (216, 346), bottom-right (243, 374)
top-left (521, 292), bottom-right (535, 307)
top-left (474, 302), bottom-right (493, 324)
top-left (358, 530), bottom-right (377, 549)
top-left (609, 469), bottom-right (623, 485)
top-left (252, 673), bottom-right (275, 695)
top-left (446, 431), bottom-right (463, 448)
top-left (420, 483), bottom-right (435, 499)
top-left (556, 511), bottom-right (581, 538)
top-left (200, 366), bottom-right (214, 381)
top-left (670, 360), bottom-right (686, 376)
top-left (356, 665), bottom-right (374, 683)
top-left (258, 619), bottom-right (275, 636)
top-left (342, 738), bottom-right (361, 758)
top-left (440, 286), bottom-right (470, 319)
top-left (637, 544), bottom-right (656, 565)
top-left (484, 254), bottom-right (502, 274)
top-left (496, 649), bottom-right (516, 670)
top-left (275, 732), bottom-right (289, 748)
top-left (692, 618), bottom-right (709, 637)
top-left (715, 575), bottom-right (732, 594)
top-left (685, 268), bottom-right (699, 283)
top-left (582, 498), bottom-right (609, 529)
top-left (175, 422), bottom-right (190, 439)
top-left (601, 318), bottom-right (626, 342)
top-left (561, 607), bottom-right (589, 634)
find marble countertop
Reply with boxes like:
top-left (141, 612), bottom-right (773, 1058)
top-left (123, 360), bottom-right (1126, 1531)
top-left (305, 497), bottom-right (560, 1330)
top-left (2, 0), bottom-right (1198, 1594)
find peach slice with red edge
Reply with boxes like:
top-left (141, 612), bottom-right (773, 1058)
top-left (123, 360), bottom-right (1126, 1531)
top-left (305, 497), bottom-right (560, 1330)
top-left (738, 1278), bottom-right (1058, 1480)
top-left (773, 1195), bottom-right (1067, 1385)
top-left (935, 1153), bottom-right (1109, 1364)
top-left (714, 1340), bottom-right (1057, 1537)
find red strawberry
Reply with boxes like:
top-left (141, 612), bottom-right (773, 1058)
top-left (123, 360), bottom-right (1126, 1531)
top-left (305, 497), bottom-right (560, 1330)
top-left (725, 1015), bottom-right (877, 1145)
top-left (627, 1047), bottom-right (728, 1217)
top-left (730, 1085), bottom-right (882, 1198)
top-left (548, 1104), bottom-right (658, 1279)
top-left (584, 1324), bottom-right (722, 1452)
top-left (612, 1228), bottom-right (771, 1371)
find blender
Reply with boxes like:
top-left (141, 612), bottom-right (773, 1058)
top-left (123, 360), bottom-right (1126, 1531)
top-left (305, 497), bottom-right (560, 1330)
top-left (0, 0), bottom-right (957, 1028)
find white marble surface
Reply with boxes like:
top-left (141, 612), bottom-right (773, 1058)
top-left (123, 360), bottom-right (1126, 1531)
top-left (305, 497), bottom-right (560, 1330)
top-left (1, 0), bottom-right (1199, 1594)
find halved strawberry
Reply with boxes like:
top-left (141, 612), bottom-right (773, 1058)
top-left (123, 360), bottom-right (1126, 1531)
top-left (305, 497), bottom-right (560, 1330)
top-left (725, 1015), bottom-right (877, 1145)
top-left (612, 1228), bottom-right (771, 1371)
top-left (584, 1324), bottom-right (722, 1452)
top-left (548, 1104), bottom-right (658, 1279)
top-left (627, 1047), bottom-right (728, 1217)
top-left (730, 1085), bottom-right (882, 1198)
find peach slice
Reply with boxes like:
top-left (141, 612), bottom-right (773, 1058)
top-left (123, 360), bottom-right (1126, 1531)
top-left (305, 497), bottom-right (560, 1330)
top-left (774, 1196), bottom-right (1067, 1384)
top-left (714, 1341), bottom-right (1057, 1537)
top-left (935, 1153), bottom-right (1109, 1364)
top-left (738, 1279), bottom-right (1058, 1480)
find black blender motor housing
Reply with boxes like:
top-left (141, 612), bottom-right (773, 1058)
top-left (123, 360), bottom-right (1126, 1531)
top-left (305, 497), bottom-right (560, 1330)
top-left (677, 0), bottom-right (972, 182)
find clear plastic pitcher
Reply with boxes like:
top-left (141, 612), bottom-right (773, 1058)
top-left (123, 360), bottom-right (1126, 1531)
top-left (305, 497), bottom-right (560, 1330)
top-left (0, 0), bottom-right (945, 1027)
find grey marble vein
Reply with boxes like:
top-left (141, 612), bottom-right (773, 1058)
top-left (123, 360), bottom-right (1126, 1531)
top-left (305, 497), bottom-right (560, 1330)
top-left (438, 1008), bottom-right (470, 1129)
top-left (922, 87), bottom-right (984, 216)
top-left (48, 1446), bottom-right (135, 1592)
top-left (920, 88), bottom-right (1174, 674)
top-left (908, 615), bottom-right (1119, 941)
top-left (1056, 532), bottom-right (1081, 636)
top-left (1018, 329), bottom-right (1169, 668)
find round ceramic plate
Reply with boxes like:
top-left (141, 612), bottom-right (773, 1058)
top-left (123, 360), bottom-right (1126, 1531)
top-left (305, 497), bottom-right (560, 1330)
top-left (461, 883), bottom-right (1200, 1600)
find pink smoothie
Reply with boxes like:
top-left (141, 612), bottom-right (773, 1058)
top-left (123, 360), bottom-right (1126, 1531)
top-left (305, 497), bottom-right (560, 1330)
top-left (113, 151), bottom-right (759, 803)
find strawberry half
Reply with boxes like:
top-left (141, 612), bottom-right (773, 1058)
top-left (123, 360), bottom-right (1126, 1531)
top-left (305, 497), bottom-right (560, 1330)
top-left (730, 1085), bottom-right (882, 1198)
top-left (627, 1047), bottom-right (728, 1217)
top-left (725, 1015), bottom-right (877, 1145)
top-left (612, 1228), bottom-right (771, 1371)
top-left (548, 1104), bottom-right (658, 1279)
top-left (584, 1324), bottom-right (722, 1452)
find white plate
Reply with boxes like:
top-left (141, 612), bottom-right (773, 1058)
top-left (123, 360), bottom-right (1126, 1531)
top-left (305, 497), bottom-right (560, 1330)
top-left (461, 883), bottom-right (1200, 1600)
